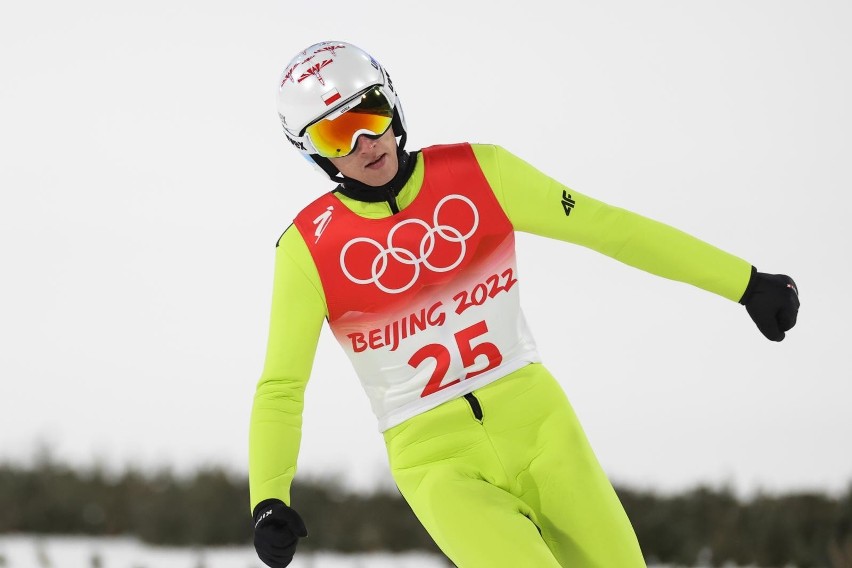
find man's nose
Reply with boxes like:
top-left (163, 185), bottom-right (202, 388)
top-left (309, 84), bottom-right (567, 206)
top-left (353, 134), bottom-right (377, 153)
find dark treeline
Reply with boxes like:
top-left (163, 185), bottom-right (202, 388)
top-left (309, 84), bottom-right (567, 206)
top-left (1, 461), bottom-right (852, 567)
top-left (0, 460), bottom-right (437, 554)
top-left (618, 485), bottom-right (852, 568)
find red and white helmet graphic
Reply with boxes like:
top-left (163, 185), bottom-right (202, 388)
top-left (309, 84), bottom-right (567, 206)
top-left (276, 41), bottom-right (408, 180)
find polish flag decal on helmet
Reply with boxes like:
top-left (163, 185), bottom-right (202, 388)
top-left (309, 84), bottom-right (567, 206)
top-left (322, 89), bottom-right (342, 106)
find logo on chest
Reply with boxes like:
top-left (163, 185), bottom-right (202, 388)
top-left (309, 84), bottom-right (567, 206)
top-left (313, 205), bottom-right (334, 242)
top-left (339, 194), bottom-right (479, 294)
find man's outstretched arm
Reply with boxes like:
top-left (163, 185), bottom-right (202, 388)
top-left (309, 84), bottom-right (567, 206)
top-left (473, 144), bottom-right (799, 339)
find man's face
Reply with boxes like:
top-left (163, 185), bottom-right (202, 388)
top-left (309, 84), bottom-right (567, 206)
top-left (329, 128), bottom-right (399, 187)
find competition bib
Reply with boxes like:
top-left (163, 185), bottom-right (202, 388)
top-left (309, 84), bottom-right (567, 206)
top-left (294, 144), bottom-right (540, 430)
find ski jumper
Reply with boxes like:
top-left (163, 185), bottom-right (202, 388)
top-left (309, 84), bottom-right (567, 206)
top-left (249, 143), bottom-right (752, 567)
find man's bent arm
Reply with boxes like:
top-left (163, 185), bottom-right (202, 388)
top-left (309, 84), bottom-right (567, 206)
top-left (249, 227), bottom-right (327, 511)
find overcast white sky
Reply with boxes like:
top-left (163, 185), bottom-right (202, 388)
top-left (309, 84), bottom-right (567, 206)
top-left (1, 1), bottom-right (850, 498)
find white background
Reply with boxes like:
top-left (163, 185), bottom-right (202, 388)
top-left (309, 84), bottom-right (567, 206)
top-left (1, 1), bottom-right (850, 498)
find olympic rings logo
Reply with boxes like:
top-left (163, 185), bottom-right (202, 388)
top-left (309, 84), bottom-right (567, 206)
top-left (339, 194), bottom-right (479, 294)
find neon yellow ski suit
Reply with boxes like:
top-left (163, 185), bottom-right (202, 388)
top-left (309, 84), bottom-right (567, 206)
top-left (250, 144), bottom-right (751, 567)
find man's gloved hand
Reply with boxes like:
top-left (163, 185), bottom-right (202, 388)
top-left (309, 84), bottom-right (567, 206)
top-left (253, 498), bottom-right (308, 568)
top-left (739, 267), bottom-right (800, 341)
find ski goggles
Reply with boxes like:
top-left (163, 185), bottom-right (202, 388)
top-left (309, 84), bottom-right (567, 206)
top-left (304, 86), bottom-right (394, 158)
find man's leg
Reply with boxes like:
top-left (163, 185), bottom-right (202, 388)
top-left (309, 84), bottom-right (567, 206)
top-left (394, 462), bottom-right (564, 568)
top-left (499, 367), bottom-right (646, 567)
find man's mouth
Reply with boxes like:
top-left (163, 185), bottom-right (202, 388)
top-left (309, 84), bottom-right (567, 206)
top-left (366, 154), bottom-right (386, 169)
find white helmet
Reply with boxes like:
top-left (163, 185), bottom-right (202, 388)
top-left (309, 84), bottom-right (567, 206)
top-left (276, 41), bottom-right (408, 181)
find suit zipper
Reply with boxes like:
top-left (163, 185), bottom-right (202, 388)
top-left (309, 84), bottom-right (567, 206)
top-left (464, 393), bottom-right (484, 422)
top-left (386, 187), bottom-right (400, 214)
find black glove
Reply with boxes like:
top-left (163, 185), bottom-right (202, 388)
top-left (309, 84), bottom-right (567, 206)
top-left (739, 267), bottom-right (800, 341)
top-left (253, 498), bottom-right (308, 568)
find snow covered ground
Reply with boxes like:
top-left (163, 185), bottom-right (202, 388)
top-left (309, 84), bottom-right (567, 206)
top-left (0, 535), bottom-right (700, 568)
top-left (0, 536), bottom-right (450, 568)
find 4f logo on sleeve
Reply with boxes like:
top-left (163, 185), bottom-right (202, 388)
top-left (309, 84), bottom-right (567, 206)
top-left (313, 206), bottom-right (334, 242)
top-left (561, 191), bottom-right (576, 216)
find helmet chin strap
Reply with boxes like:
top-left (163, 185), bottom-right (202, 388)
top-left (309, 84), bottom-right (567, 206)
top-left (312, 155), bottom-right (346, 183)
top-left (391, 109), bottom-right (407, 152)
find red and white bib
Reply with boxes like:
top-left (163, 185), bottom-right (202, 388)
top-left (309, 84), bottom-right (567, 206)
top-left (294, 143), bottom-right (540, 430)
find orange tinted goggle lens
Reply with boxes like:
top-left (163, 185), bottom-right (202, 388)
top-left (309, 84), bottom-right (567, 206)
top-left (305, 88), bottom-right (394, 158)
